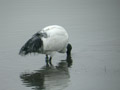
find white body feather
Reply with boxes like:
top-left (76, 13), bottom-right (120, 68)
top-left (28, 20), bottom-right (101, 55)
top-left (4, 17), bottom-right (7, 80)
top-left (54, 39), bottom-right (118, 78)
top-left (40, 25), bottom-right (69, 56)
top-left (19, 25), bottom-right (69, 58)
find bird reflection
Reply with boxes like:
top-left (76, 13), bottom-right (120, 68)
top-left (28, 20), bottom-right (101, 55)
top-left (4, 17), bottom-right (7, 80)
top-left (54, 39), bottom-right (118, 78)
top-left (20, 56), bottom-right (72, 90)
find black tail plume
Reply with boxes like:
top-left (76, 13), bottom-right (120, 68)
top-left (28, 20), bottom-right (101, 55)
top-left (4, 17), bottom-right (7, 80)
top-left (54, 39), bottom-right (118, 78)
top-left (66, 43), bottom-right (72, 56)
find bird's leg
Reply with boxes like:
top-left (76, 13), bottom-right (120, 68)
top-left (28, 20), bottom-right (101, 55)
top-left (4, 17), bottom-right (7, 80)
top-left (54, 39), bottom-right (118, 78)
top-left (49, 56), bottom-right (52, 65)
top-left (45, 55), bottom-right (49, 65)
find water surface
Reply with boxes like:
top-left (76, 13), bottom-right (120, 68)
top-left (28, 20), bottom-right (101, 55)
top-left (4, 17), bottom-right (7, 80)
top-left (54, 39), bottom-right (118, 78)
top-left (0, 0), bottom-right (120, 90)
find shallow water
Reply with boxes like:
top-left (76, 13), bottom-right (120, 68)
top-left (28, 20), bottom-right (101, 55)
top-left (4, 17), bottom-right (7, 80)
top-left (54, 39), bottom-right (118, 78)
top-left (0, 0), bottom-right (120, 90)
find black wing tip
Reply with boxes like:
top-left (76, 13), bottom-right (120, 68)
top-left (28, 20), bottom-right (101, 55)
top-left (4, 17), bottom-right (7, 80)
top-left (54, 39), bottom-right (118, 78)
top-left (67, 43), bottom-right (72, 50)
top-left (66, 43), bottom-right (72, 56)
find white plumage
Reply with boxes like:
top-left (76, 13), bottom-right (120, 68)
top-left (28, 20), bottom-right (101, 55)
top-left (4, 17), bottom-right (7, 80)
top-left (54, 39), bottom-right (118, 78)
top-left (19, 25), bottom-right (72, 64)
top-left (41, 25), bottom-right (68, 55)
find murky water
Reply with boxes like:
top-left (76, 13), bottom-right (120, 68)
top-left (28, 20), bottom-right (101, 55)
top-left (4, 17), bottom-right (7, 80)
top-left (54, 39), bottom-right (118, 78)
top-left (0, 0), bottom-right (120, 90)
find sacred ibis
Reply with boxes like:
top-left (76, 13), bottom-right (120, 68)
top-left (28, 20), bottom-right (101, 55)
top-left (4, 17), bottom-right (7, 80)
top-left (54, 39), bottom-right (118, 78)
top-left (19, 25), bottom-right (72, 64)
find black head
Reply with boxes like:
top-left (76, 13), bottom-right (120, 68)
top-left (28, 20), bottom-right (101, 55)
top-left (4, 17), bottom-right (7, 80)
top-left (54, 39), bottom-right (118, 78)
top-left (19, 35), bottom-right (43, 55)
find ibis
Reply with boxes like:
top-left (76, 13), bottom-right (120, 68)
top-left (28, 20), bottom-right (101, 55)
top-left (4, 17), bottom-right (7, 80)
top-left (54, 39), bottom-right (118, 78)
top-left (19, 25), bottom-right (72, 64)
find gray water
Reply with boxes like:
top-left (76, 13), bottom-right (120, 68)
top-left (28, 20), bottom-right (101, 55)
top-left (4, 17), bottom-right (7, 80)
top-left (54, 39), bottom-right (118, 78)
top-left (0, 0), bottom-right (120, 90)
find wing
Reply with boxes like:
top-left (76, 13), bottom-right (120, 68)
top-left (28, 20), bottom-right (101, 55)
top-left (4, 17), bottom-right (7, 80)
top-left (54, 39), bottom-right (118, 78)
top-left (42, 26), bottom-right (69, 52)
